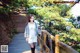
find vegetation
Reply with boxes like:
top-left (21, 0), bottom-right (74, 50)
top-left (26, 0), bottom-right (80, 52)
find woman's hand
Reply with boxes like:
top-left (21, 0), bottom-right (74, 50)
top-left (26, 37), bottom-right (29, 42)
top-left (24, 35), bottom-right (26, 38)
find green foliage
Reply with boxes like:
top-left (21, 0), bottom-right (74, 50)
top-left (26, 0), bottom-right (80, 52)
top-left (0, 0), bottom-right (28, 14)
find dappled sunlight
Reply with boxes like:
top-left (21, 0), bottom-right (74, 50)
top-left (22, 50), bottom-right (31, 53)
top-left (22, 49), bottom-right (39, 53)
top-left (19, 14), bottom-right (26, 16)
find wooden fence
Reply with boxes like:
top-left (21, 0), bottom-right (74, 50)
top-left (38, 30), bottom-right (79, 53)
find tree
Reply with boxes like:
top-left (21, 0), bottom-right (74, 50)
top-left (26, 0), bottom-right (80, 52)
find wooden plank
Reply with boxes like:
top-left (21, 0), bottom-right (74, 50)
top-left (59, 42), bottom-right (79, 53)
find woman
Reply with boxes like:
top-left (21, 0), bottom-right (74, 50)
top-left (24, 14), bottom-right (39, 53)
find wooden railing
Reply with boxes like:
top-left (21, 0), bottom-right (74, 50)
top-left (38, 30), bottom-right (59, 53)
top-left (38, 30), bottom-right (79, 53)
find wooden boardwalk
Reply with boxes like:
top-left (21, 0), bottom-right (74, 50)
top-left (8, 33), bottom-right (40, 53)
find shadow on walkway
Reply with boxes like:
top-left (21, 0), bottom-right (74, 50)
top-left (8, 33), bottom-right (40, 53)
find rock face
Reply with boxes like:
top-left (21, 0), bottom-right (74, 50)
top-left (0, 10), bottom-right (28, 45)
top-left (11, 12), bottom-right (28, 33)
top-left (0, 16), bottom-right (12, 45)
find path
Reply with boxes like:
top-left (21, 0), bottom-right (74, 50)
top-left (8, 33), bottom-right (40, 53)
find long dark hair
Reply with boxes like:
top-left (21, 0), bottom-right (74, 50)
top-left (28, 14), bottom-right (34, 22)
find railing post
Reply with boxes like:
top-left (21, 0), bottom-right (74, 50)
top-left (40, 41), bottom-right (43, 53)
top-left (43, 32), bottom-right (47, 53)
top-left (43, 32), bottom-right (46, 46)
top-left (55, 35), bottom-right (60, 53)
top-left (39, 32), bottom-right (43, 53)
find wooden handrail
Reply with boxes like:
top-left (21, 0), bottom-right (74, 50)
top-left (38, 30), bottom-right (79, 53)
top-left (38, 30), bottom-right (56, 53)
top-left (59, 42), bottom-right (79, 53)
top-left (38, 31), bottom-right (50, 53)
top-left (41, 30), bottom-right (55, 41)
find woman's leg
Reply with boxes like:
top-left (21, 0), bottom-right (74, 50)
top-left (33, 42), bottom-right (36, 53)
top-left (29, 43), bottom-right (35, 53)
